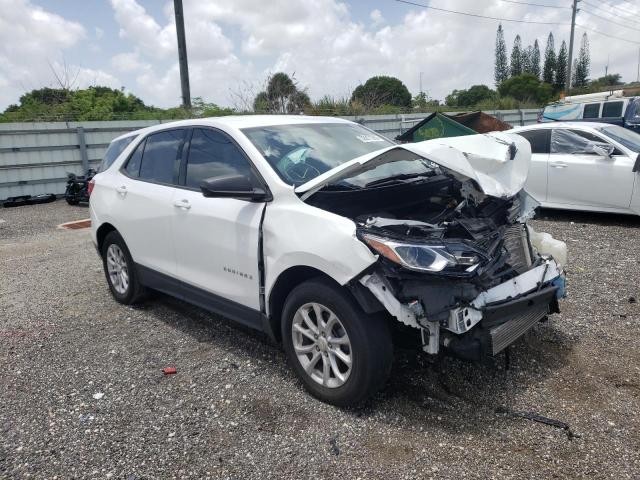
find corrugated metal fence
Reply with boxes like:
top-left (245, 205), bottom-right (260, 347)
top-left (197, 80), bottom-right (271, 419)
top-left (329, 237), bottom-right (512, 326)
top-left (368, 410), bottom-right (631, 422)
top-left (0, 109), bottom-right (539, 199)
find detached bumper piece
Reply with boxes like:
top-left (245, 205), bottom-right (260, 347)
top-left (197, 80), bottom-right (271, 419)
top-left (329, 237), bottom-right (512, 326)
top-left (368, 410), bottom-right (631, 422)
top-left (445, 285), bottom-right (558, 361)
top-left (484, 286), bottom-right (557, 355)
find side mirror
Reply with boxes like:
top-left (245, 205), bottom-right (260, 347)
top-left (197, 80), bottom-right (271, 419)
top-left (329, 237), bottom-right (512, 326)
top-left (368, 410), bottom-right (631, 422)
top-left (586, 142), bottom-right (614, 157)
top-left (200, 175), bottom-right (270, 202)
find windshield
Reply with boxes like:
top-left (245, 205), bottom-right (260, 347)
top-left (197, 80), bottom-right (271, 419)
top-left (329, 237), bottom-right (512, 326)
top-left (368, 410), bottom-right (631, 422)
top-left (242, 123), bottom-right (435, 187)
top-left (597, 125), bottom-right (640, 153)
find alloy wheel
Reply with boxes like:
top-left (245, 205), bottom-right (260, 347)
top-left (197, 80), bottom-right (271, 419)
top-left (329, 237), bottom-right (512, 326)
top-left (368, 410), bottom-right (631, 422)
top-left (291, 302), bottom-right (352, 388)
top-left (106, 244), bottom-right (129, 295)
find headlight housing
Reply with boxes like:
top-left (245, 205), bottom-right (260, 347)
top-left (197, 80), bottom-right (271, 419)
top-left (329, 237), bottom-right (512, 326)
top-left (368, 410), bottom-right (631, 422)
top-left (361, 233), bottom-right (481, 273)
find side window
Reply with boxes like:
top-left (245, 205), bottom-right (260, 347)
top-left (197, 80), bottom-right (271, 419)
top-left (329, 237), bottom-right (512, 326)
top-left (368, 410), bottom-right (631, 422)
top-left (185, 128), bottom-right (255, 188)
top-left (551, 129), bottom-right (614, 155)
top-left (99, 135), bottom-right (136, 172)
top-left (583, 103), bottom-right (600, 119)
top-left (602, 101), bottom-right (624, 118)
top-left (139, 129), bottom-right (186, 185)
top-left (124, 139), bottom-right (145, 177)
top-left (516, 129), bottom-right (550, 154)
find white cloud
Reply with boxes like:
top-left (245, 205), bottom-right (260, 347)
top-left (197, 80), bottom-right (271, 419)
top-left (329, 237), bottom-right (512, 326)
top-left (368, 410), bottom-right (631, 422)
top-left (370, 9), bottom-right (384, 27)
top-left (0, 0), bottom-right (91, 107)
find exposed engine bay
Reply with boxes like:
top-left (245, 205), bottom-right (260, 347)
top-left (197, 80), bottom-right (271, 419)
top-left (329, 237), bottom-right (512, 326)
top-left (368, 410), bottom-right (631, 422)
top-left (306, 161), bottom-right (567, 360)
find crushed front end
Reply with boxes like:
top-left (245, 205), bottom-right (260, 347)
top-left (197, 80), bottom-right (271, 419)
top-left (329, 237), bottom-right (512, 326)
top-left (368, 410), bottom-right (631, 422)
top-left (355, 191), bottom-right (567, 360)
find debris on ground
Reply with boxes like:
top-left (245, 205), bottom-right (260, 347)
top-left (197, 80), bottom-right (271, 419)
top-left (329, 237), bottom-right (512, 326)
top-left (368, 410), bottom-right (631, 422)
top-left (162, 367), bottom-right (177, 375)
top-left (495, 406), bottom-right (579, 439)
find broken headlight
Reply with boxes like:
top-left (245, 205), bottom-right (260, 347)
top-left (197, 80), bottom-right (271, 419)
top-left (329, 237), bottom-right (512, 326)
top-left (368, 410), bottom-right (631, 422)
top-left (361, 234), bottom-right (480, 273)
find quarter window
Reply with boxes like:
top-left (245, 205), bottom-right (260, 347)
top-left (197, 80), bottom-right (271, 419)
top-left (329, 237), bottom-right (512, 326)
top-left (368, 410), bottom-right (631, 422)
top-left (99, 135), bottom-right (136, 172)
top-left (185, 128), bottom-right (254, 188)
top-left (583, 103), bottom-right (600, 119)
top-left (602, 101), bottom-right (624, 118)
top-left (138, 129), bottom-right (186, 185)
top-left (515, 129), bottom-right (550, 154)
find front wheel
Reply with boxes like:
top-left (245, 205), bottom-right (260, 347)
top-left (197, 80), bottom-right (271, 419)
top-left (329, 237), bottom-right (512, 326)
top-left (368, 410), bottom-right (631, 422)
top-left (281, 278), bottom-right (393, 407)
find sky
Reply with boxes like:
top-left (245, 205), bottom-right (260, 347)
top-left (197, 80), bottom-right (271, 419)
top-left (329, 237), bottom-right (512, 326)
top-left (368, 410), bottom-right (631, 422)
top-left (0, 0), bottom-right (639, 111)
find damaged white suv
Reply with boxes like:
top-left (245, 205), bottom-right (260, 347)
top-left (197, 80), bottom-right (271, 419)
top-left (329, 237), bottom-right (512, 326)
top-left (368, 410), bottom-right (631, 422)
top-left (90, 116), bottom-right (567, 406)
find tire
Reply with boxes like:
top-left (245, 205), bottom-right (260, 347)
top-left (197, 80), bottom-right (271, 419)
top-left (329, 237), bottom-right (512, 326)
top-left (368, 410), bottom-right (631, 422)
top-left (101, 230), bottom-right (146, 305)
top-left (281, 278), bottom-right (393, 407)
top-left (66, 198), bottom-right (80, 205)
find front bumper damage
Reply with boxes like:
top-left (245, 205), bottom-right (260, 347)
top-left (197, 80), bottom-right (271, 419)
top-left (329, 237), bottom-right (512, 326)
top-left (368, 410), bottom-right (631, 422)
top-left (360, 257), bottom-right (565, 360)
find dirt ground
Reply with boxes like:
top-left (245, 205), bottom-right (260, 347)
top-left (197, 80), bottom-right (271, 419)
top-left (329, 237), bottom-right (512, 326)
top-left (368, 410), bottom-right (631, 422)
top-left (1, 201), bottom-right (639, 479)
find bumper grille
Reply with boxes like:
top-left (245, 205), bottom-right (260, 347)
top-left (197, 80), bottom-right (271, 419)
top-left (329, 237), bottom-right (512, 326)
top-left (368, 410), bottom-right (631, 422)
top-left (503, 223), bottom-right (532, 274)
top-left (489, 302), bottom-right (548, 354)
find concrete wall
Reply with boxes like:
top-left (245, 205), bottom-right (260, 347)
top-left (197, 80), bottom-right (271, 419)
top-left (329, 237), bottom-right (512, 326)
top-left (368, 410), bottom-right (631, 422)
top-left (0, 110), bottom-right (540, 200)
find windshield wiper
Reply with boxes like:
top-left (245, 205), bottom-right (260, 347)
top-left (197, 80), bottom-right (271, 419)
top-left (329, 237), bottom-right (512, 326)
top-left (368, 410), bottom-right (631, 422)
top-left (364, 173), bottom-right (432, 188)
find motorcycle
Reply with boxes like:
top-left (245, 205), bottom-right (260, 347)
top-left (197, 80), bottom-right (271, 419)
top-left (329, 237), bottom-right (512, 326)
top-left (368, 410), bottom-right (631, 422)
top-left (65, 168), bottom-right (96, 205)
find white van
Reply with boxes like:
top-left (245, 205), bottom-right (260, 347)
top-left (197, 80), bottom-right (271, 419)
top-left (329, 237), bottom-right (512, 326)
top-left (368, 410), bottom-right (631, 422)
top-left (540, 90), bottom-right (640, 126)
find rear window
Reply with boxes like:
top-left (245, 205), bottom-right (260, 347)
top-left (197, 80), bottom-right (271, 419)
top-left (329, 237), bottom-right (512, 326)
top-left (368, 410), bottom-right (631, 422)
top-left (137, 129), bottom-right (186, 185)
top-left (515, 129), bottom-right (550, 154)
top-left (602, 101), bottom-right (624, 118)
top-left (583, 103), bottom-right (600, 119)
top-left (98, 135), bottom-right (136, 172)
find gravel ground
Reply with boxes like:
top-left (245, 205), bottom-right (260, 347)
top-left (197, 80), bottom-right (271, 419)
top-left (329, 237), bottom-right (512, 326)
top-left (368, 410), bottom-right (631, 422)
top-left (1, 201), bottom-right (639, 479)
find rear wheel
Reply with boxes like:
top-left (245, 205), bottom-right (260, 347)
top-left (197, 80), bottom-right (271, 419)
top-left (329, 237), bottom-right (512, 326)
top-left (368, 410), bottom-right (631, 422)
top-left (281, 278), bottom-right (393, 407)
top-left (101, 231), bottom-right (146, 304)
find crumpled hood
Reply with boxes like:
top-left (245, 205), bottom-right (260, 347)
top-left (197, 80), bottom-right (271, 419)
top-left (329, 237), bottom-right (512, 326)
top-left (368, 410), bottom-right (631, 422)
top-left (295, 131), bottom-right (531, 200)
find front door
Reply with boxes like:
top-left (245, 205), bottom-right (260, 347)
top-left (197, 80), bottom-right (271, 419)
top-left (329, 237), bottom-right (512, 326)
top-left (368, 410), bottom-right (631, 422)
top-left (171, 127), bottom-right (266, 313)
top-left (546, 128), bottom-right (635, 210)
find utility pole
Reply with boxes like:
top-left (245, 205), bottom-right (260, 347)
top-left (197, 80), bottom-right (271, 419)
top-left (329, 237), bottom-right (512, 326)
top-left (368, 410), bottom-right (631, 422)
top-left (419, 71), bottom-right (424, 95)
top-left (637, 47), bottom-right (639, 83)
top-left (174, 0), bottom-right (191, 109)
top-left (565, 0), bottom-right (579, 94)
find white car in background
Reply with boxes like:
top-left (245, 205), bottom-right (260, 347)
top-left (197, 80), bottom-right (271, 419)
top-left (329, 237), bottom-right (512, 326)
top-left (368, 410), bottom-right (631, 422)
top-left (90, 116), bottom-right (566, 406)
top-left (511, 122), bottom-right (640, 215)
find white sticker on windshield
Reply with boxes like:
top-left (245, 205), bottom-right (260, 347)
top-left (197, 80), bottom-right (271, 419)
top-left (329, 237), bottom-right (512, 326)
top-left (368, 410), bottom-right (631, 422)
top-left (356, 134), bottom-right (385, 143)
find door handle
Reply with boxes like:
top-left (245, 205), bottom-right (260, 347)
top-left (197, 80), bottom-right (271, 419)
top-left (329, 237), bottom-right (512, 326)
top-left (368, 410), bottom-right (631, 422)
top-left (173, 199), bottom-right (191, 210)
top-left (115, 185), bottom-right (127, 195)
top-left (550, 162), bottom-right (568, 168)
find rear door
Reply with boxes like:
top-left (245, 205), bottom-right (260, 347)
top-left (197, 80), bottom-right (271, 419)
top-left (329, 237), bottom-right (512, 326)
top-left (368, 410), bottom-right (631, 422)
top-left (546, 128), bottom-right (635, 209)
top-left (112, 128), bottom-right (187, 276)
top-left (171, 127), bottom-right (267, 314)
top-left (518, 129), bottom-right (550, 202)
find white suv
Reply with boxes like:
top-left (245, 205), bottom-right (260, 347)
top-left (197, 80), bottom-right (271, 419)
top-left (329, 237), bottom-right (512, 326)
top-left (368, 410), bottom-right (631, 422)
top-left (90, 115), bottom-right (567, 406)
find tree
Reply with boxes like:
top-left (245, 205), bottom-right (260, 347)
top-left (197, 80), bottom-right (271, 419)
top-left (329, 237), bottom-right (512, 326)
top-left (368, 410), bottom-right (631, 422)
top-left (572, 33), bottom-right (590, 88)
top-left (542, 33), bottom-right (556, 85)
top-left (350, 75), bottom-right (412, 109)
top-left (412, 92), bottom-right (439, 110)
top-left (531, 40), bottom-right (541, 79)
top-left (494, 24), bottom-right (509, 86)
top-left (510, 35), bottom-right (523, 77)
top-left (252, 72), bottom-right (311, 113)
top-left (555, 40), bottom-right (568, 91)
top-left (593, 73), bottom-right (623, 86)
top-left (498, 73), bottom-right (553, 104)
top-left (521, 45), bottom-right (533, 75)
top-left (445, 85), bottom-right (496, 107)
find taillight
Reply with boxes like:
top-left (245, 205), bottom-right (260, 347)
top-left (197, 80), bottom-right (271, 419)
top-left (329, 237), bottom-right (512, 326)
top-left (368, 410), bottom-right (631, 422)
top-left (88, 179), bottom-right (95, 196)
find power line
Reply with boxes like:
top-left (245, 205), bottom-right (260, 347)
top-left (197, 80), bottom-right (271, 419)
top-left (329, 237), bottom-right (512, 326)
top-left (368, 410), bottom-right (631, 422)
top-left (601, 1), bottom-right (640, 17)
top-left (392, 0), bottom-right (569, 24)
top-left (581, 0), bottom-right (640, 27)
top-left (576, 22), bottom-right (640, 45)
top-left (497, 0), bottom-right (569, 9)
top-left (581, 8), bottom-right (640, 33)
